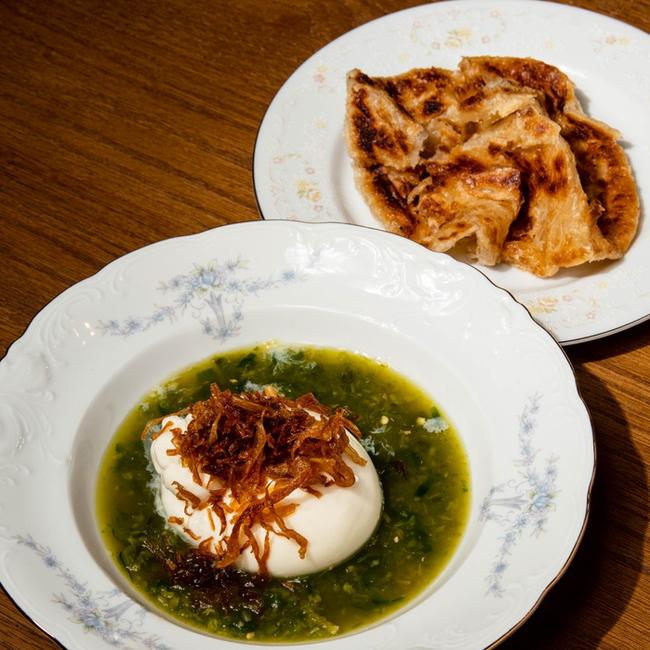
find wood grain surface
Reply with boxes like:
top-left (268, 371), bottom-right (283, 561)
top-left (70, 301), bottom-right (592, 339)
top-left (0, 1), bottom-right (648, 648)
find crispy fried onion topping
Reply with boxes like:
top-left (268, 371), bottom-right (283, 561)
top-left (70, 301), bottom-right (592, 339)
top-left (145, 384), bottom-right (366, 575)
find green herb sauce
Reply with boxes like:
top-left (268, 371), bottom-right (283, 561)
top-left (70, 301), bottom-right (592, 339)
top-left (97, 344), bottom-right (470, 642)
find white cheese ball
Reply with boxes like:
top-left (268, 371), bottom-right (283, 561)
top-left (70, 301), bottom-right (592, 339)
top-left (151, 413), bottom-right (382, 577)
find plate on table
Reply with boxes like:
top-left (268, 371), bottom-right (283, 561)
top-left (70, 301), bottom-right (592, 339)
top-left (253, 0), bottom-right (650, 345)
top-left (0, 221), bottom-right (593, 649)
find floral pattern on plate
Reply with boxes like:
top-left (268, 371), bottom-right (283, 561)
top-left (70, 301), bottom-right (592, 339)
top-left (481, 395), bottom-right (558, 596)
top-left (16, 535), bottom-right (170, 650)
top-left (97, 257), bottom-right (301, 341)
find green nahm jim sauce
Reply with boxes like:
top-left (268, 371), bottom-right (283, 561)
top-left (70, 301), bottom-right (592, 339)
top-left (97, 344), bottom-right (470, 642)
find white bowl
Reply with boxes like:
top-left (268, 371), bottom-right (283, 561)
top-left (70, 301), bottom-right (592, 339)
top-left (0, 221), bottom-right (593, 649)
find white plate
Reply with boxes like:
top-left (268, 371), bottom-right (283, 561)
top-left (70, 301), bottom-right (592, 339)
top-left (253, 0), bottom-right (650, 345)
top-left (0, 221), bottom-right (593, 649)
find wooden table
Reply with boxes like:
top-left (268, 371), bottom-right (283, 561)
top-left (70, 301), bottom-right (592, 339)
top-left (1, 1), bottom-right (648, 648)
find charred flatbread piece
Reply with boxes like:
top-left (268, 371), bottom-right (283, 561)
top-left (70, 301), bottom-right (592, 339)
top-left (345, 70), bottom-right (427, 170)
top-left (345, 57), bottom-right (639, 277)
top-left (443, 105), bottom-right (611, 276)
top-left (458, 56), bottom-right (639, 261)
top-left (561, 112), bottom-right (639, 258)
top-left (408, 160), bottom-right (522, 266)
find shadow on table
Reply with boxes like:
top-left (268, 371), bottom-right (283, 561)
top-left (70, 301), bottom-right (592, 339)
top-left (498, 365), bottom-right (648, 649)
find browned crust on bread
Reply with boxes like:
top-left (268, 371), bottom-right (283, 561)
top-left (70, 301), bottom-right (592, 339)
top-left (346, 69), bottom-right (427, 170)
top-left (458, 56), bottom-right (583, 117)
top-left (345, 56), bottom-right (640, 277)
top-left (561, 112), bottom-right (639, 256)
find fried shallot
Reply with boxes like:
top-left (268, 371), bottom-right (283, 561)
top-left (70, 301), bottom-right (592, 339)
top-left (143, 385), bottom-right (365, 575)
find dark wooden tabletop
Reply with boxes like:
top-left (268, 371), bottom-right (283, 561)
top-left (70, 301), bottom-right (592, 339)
top-left (1, 1), bottom-right (648, 648)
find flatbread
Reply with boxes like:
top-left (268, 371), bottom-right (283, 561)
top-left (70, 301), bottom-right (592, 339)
top-left (345, 56), bottom-right (639, 277)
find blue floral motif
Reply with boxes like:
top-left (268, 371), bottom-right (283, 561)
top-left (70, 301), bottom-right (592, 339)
top-left (15, 535), bottom-right (171, 649)
top-left (98, 257), bottom-right (301, 341)
top-left (480, 395), bottom-right (558, 596)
